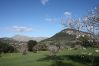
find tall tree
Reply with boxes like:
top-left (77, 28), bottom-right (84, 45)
top-left (83, 7), bottom-right (99, 35)
top-left (83, 7), bottom-right (99, 47)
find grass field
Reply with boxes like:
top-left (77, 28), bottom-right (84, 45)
top-left (0, 48), bottom-right (99, 66)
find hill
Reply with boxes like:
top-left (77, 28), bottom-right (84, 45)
top-left (40, 28), bottom-right (92, 46)
top-left (12, 35), bottom-right (47, 42)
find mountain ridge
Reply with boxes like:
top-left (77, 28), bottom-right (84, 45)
top-left (0, 35), bottom-right (48, 42)
top-left (12, 35), bottom-right (48, 42)
top-left (40, 28), bottom-right (93, 45)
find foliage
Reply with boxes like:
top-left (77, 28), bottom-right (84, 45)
top-left (37, 44), bottom-right (48, 51)
top-left (40, 30), bottom-right (76, 47)
top-left (78, 35), bottom-right (93, 47)
top-left (50, 32), bottom-right (76, 41)
top-left (0, 41), bottom-right (16, 53)
top-left (27, 40), bottom-right (37, 52)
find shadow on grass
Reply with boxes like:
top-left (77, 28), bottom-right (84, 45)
top-left (38, 55), bottom-right (99, 66)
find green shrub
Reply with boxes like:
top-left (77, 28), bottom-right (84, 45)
top-left (27, 40), bottom-right (37, 52)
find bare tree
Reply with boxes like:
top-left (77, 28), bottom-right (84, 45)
top-left (83, 16), bottom-right (96, 35)
top-left (83, 7), bottom-right (99, 47)
top-left (75, 18), bottom-right (84, 31)
top-left (61, 15), bottom-right (77, 29)
top-left (20, 43), bottom-right (28, 55)
top-left (47, 44), bottom-right (60, 56)
top-left (83, 7), bottom-right (99, 35)
top-left (61, 15), bottom-right (85, 40)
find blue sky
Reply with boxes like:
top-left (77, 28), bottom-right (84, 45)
top-left (0, 0), bottom-right (99, 37)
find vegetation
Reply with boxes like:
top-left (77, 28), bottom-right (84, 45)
top-left (27, 40), bottom-right (37, 52)
top-left (40, 29), bottom-right (77, 48)
top-left (0, 48), bottom-right (99, 66)
top-left (78, 35), bottom-right (92, 47)
top-left (0, 41), bottom-right (16, 53)
top-left (42, 30), bottom-right (76, 41)
top-left (0, 5), bottom-right (99, 66)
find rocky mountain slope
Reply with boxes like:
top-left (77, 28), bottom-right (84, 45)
top-left (40, 28), bottom-right (92, 45)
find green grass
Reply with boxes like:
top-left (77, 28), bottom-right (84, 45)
top-left (0, 48), bottom-right (99, 66)
top-left (0, 51), bottom-right (50, 66)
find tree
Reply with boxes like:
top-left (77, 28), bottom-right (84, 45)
top-left (83, 7), bottom-right (99, 35)
top-left (61, 15), bottom-right (84, 31)
top-left (61, 16), bottom-right (76, 29)
top-left (27, 40), bottom-right (37, 52)
top-left (48, 45), bottom-right (59, 56)
top-left (83, 7), bottom-right (99, 47)
top-left (20, 43), bottom-right (28, 55)
top-left (75, 18), bottom-right (84, 31)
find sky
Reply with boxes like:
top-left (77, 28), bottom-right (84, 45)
top-left (0, 0), bottom-right (99, 37)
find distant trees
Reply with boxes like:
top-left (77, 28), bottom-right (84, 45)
top-left (0, 41), bottom-right (16, 53)
top-left (36, 44), bottom-right (48, 51)
top-left (27, 40), bottom-right (37, 52)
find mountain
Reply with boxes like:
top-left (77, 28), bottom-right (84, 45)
top-left (12, 35), bottom-right (48, 42)
top-left (40, 28), bottom-right (92, 45)
top-left (0, 37), bottom-right (17, 43)
top-left (0, 35), bottom-right (48, 52)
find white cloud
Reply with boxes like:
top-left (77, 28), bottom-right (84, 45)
top-left (45, 18), bottom-right (54, 22)
top-left (12, 26), bottom-right (33, 32)
top-left (41, 0), bottom-right (48, 5)
top-left (45, 17), bottom-right (56, 22)
top-left (64, 11), bottom-right (71, 16)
